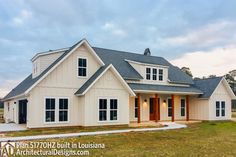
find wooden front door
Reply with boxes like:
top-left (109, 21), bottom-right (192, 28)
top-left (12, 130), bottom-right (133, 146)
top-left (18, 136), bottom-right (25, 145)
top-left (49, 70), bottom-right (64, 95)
top-left (149, 98), bottom-right (156, 120)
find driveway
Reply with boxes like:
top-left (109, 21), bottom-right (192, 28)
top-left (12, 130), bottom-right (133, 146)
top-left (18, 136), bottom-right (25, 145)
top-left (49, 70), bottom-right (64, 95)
top-left (0, 123), bottom-right (27, 132)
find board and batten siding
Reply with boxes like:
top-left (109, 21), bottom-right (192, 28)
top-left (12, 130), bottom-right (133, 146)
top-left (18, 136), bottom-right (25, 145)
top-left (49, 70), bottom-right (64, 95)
top-left (189, 96), bottom-right (210, 120)
top-left (209, 81), bottom-right (231, 120)
top-left (83, 69), bottom-right (130, 126)
top-left (27, 44), bottom-right (101, 128)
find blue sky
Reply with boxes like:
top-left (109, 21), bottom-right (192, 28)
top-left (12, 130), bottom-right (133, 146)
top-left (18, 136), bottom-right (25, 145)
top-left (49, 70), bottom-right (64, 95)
top-left (1, 0), bottom-right (236, 97)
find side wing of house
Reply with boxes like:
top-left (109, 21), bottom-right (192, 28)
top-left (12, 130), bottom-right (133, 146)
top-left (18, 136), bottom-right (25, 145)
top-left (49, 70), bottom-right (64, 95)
top-left (209, 79), bottom-right (233, 120)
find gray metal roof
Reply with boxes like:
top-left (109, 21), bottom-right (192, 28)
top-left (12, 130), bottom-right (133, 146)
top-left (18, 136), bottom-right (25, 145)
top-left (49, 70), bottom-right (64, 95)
top-left (4, 40), bottom-right (222, 100)
top-left (3, 40), bottom-right (83, 100)
top-left (193, 77), bottom-right (223, 98)
top-left (93, 47), bottom-right (194, 84)
top-left (75, 65), bottom-right (109, 95)
top-left (128, 83), bottom-right (203, 94)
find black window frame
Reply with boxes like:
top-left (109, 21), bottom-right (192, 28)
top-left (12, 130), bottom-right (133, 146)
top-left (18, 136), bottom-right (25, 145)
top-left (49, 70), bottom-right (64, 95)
top-left (110, 99), bottom-right (118, 121)
top-left (221, 101), bottom-right (225, 117)
top-left (99, 99), bottom-right (107, 121)
top-left (216, 101), bottom-right (220, 117)
top-left (168, 98), bottom-right (172, 117)
top-left (134, 98), bottom-right (138, 118)
top-left (180, 99), bottom-right (185, 117)
top-left (59, 98), bottom-right (69, 122)
top-left (146, 67), bottom-right (151, 80)
top-left (78, 58), bottom-right (87, 77)
top-left (159, 69), bottom-right (163, 81)
top-left (152, 68), bottom-right (157, 80)
top-left (45, 98), bottom-right (56, 122)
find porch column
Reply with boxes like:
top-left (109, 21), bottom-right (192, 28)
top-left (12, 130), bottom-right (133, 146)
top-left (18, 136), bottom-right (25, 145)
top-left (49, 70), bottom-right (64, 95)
top-left (137, 93), bottom-right (141, 123)
top-left (171, 94), bottom-right (175, 122)
top-left (186, 95), bottom-right (189, 121)
top-left (155, 94), bottom-right (159, 122)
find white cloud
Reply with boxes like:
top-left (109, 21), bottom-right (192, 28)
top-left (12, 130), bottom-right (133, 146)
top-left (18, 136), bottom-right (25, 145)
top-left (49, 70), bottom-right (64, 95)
top-left (170, 46), bottom-right (236, 77)
top-left (102, 22), bottom-right (127, 37)
top-left (164, 21), bottom-right (236, 47)
top-left (0, 79), bottom-right (23, 98)
top-left (12, 9), bottom-right (32, 26)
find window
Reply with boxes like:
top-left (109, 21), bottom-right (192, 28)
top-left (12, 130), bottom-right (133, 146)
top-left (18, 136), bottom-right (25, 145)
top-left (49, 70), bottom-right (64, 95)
top-left (216, 101), bottom-right (220, 117)
top-left (59, 99), bottom-right (68, 122)
top-left (99, 99), bottom-right (107, 121)
top-left (110, 99), bottom-right (118, 120)
top-left (152, 68), bottom-right (157, 80)
top-left (221, 101), bottom-right (225, 117)
top-left (159, 69), bottom-right (163, 81)
top-left (135, 98), bottom-right (138, 118)
top-left (78, 58), bottom-right (87, 77)
top-left (99, 98), bottom-right (118, 121)
top-left (181, 99), bottom-right (185, 116)
top-left (146, 68), bottom-right (151, 80)
top-left (168, 98), bottom-right (172, 117)
top-left (45, 98), bottom-right (56, 122)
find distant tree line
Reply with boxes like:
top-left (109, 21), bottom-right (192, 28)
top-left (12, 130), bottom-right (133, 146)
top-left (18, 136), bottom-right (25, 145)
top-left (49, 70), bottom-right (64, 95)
top-left (0, 99), bottom-right (3, 108)
top-left (181, 67), bottom-right (236, 110)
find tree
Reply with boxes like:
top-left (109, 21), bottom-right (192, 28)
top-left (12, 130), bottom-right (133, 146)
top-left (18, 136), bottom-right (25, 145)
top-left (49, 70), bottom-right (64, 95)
top-left (224, 70), bottom-right (236, 95)
top-left (181, 67), bottom-right (193, 77)
top-left (208, 75), bottom-right (217, 78)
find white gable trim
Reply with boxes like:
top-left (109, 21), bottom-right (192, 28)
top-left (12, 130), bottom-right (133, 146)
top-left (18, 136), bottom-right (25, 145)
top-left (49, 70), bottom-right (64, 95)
top-left (76, 64), bottom-right (136, 97)
top-left (125, 59), bottom-right (169, 68)
top-left (25, 39), bottom-right (105, 95)
top-left (210, 77), bottom-right (236, 99)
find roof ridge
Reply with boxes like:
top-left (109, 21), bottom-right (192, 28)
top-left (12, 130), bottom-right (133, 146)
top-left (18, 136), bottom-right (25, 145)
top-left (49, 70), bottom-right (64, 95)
top-left (92, 46), bottom-right (165, 59)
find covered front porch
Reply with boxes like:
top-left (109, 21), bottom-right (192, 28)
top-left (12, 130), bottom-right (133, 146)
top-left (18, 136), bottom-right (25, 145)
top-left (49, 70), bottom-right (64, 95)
top-left (129, 93), bottom-right (192, 123)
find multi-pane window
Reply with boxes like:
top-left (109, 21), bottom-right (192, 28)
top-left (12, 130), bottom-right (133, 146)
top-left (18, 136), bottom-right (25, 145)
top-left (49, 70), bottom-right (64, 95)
top-left (59, 99), bottom-right (68, 122)
top-left (45, 98), bottom-right (56, 122)
top-left (181, 99), bottom-right (186, 116)
top-left (78, 58), bottom-right (87, 77)
top-left (135, 98), bottom-right (138, 118)
top-left (221, 101), bottom-right (225, 117)
top-left (110, 99), bottom-right (118, 120)
top-left (152, 68), bottom-right (157, 80)
top-left (99, 98), bottom-right (118, 121)
top-left (146, 68), bottom-right (151, 80)
top-left (216, 101), bottom-right (220, 117)
top-left (168, 98), bottom-right (172, 117)
top-left (159, 69), bottom-right (163, 81)
top-left (99, 99), bottom-right (107, 121)
top-left (216, 101), bottom-right (225, 117)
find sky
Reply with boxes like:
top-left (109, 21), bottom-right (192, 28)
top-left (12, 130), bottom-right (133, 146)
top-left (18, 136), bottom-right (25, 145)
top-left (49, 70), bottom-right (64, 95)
top-left (1, 0), bottom-right (236, 97)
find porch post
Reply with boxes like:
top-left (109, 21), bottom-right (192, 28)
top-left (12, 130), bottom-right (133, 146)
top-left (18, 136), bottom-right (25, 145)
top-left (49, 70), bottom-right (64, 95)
top-left (171, 94), bottom-right (175, 122)
top-left (137, 93), bottom-right (141, 123)
top-left (155, 94), bottom-right (159, 122)
top-left (186, 95), bottom-right (189, 121)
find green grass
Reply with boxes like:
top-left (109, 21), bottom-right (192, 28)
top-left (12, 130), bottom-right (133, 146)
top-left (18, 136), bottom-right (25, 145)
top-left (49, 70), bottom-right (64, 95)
top-left (4, 124), bottom-right (162, 137)
top-left (0, 108), bottom-right (4, 123)
top-left (12, 121), bottom-right (236, 157)
top-left (232, 112), bottom-right (236, 118)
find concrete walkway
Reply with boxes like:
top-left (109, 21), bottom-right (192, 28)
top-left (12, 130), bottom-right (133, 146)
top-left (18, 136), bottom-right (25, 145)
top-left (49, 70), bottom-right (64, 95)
top-left (0, 122), bottom-right (187, 142)
top-left (0, 124), bottom-right (27, 132)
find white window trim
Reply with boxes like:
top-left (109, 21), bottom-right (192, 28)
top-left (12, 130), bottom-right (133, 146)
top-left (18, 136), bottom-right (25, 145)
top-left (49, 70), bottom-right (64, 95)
top-left (44, 97), bottom-right (70, 124)
top-left (77, 56), bottom-right (88, 78)
top-left (180, 98), bottom-right (186, 117)
top-left (215, 101), bottom-right (226, 118)
top-left (97, 97), bottom-right (119, 123)
top-left (145, 66), bottom-right (164, 81)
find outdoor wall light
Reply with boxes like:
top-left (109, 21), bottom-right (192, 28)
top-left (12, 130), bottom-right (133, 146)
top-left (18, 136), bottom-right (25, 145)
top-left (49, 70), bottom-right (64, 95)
top-left (143, 99), bottom-right (148, 108)
top-left (163, 100), bottom-right (167, 107)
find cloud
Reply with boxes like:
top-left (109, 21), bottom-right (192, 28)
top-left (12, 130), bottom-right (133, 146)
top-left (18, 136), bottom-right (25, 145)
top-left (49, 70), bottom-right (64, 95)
top-left (102, 22), bottom-right (127, 37)
top-left (170, 46), bottom-right (236, 77)
top-left (11, 9), bottom-right (32, 26)
top-left (0, 79), bottom-right (24, 98)
top-left (164, 21), bottom-right (236, 47)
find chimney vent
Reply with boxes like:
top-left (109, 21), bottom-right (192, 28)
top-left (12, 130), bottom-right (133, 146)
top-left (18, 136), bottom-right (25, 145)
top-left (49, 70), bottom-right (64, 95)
top-left (144, 48), bottom-right (151, 56)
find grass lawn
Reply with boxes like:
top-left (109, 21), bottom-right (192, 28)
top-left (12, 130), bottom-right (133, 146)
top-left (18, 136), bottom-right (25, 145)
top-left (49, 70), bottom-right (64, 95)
top-left (12, 121), bottom-right (236, 157)
top-left (0, 108), bottom-right (4, 123)
top-left (232, 112), bottom-right (236, 118)
top-left (4, 124), bottom-right (162, 137)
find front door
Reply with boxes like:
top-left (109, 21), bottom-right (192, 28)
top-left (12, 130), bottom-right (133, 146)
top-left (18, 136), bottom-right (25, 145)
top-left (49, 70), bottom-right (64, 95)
top-left (149, 98), bottom-right (156, 120)
top-left (19, 100), bottom-right (27, 124)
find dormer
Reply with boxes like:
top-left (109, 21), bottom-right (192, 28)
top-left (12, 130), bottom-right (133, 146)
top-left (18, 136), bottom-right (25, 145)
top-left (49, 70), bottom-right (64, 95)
top-left (31, 48), bottom-right (69, 78)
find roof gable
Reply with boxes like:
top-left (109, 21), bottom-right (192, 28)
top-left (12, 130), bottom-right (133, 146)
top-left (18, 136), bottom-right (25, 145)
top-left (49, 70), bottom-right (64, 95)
top-left (75, 64), bottom-right (136, 96)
